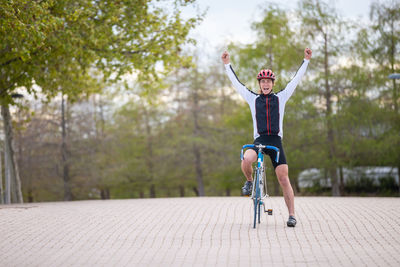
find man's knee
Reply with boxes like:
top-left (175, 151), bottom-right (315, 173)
top-left (278, 175), bottom-right (290, 187)
top-left (275, 164), bottom-right (290, 187)
top-left (242, 150), bottom-right (257, 166)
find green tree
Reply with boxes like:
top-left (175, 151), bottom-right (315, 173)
top-left (297, 0), bottom-right (351, 196)
top-left (13, 99), bottom-right (64, 202)
top-left (283, 77), bottom-right (326, 193)
top-left (1, 0), bottom-right (201, 98)
top-left (0, 0), bottom-right (202, 202)
top-left (160, 63), bottom-right (214, 197)
top-left (365, 1), bottom-right (399, 171)
top-left (368, 0), bottom-right (400, 113)
top-left (109, 101), bottom-right (154, 198)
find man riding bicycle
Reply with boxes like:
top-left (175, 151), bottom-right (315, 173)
top-left (221, 48), bottom-right (312, 227)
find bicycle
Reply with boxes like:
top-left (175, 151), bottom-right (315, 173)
top-left (240, 144), bottom-right (280, 228)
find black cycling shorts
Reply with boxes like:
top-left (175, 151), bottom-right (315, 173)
top-left (249, 135), bottom-right (287, 169)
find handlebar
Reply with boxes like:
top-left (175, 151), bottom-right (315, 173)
top-left (240, 144), bottom-right (280, 163)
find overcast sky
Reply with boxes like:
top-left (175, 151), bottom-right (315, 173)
top-left (183, 0), bottom-right (377, 57)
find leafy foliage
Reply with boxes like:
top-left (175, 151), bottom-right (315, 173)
top-left (0, 0), bottom-right (202, 103)
top-left (7, 0), bottom-right (400, 200)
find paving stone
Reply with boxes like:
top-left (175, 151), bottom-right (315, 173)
top-left (0, 197), bottom-right (399, 266)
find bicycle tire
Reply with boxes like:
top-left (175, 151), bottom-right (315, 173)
top-left (253, 198), bottom-right (257, 228)
top-left (253, 168), bottom-right (262, 228)
top-left (257, 169), bottom-right (262, 224)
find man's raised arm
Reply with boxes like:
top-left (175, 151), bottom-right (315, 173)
top-left (278, 48), bottom-right (312, 102)
top-left (222, 51), bottom-right (256, 103)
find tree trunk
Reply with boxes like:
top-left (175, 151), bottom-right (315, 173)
top-left (179, 185), bottom-right (185, 197)
top-left (149, 184), bottom-right (156, 198)
top-left (390, 18), bottom-right (398, 114)
top-left (1, 104), bottom-right (23, 203)
top-left (27, 188), bottom-right (33, 203)
top-left (143, 106), bottom-right (156, 198)
top-left (94, 94), bottom-right (107, 199)
top-left (0, 148), bottom-right (3, 204)
top-left (226, 187), bottom-right (231, 196)
top-left (192, 81), bottom-right (205, 196)
top-left (192, 186), bottom-right (199, 196)
top-left (323, 33), bottom-right (340, 196)
top-left (398, 164), bottom-right (400, 197)
top-left (61, 94), bottom-right (72, 201)
top-left (193, 144), bottom-right (205, 196)
top-left (16, 110), bottom-right (25, 201)
top-left (4, 147), bottom-right (10, 204)
top-left (389, 11), bottom-right (399, 196)
top-left (100, 188), bottom-right (110, 199)
top-left (339, 166), bottom-right (344, 195)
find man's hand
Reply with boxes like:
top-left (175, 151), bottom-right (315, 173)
top-left (221, 51), bottom-right (230, 64)
top-left (304, 48), bottom-right (312, 60)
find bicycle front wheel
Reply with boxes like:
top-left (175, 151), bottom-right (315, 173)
top-left (253, 169), bottom-right (261, 228)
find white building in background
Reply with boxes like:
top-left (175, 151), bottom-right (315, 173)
top-left (298, 167), bottom-right (399, 188)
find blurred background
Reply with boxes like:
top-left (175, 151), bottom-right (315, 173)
top-left (0, 0), bottom-right (399, 203)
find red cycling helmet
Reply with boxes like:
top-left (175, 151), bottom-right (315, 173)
top-left (257, 69), bottom-right (276, 81)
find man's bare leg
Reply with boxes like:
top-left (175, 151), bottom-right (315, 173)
top-left (241, 149), bottom-right (257, 181)
top-left (275, 164), bottom-right (294, 216)
top-left (240, 150), bottom-right (257, 195)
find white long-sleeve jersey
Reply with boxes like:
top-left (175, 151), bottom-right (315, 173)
top-left (224, 59), bottom-right (309, 139)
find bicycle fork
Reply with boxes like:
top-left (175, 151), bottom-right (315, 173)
top-left (252, 163), bottom-right (273, 228)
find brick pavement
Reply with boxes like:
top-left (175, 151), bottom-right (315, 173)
top-left (0, 197), bottom-right (399, 267)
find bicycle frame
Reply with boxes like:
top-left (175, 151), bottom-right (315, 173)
top-left (241, 144), bottom-right (280, 228)
top-left (252, 148), bottom-right (267, 200)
